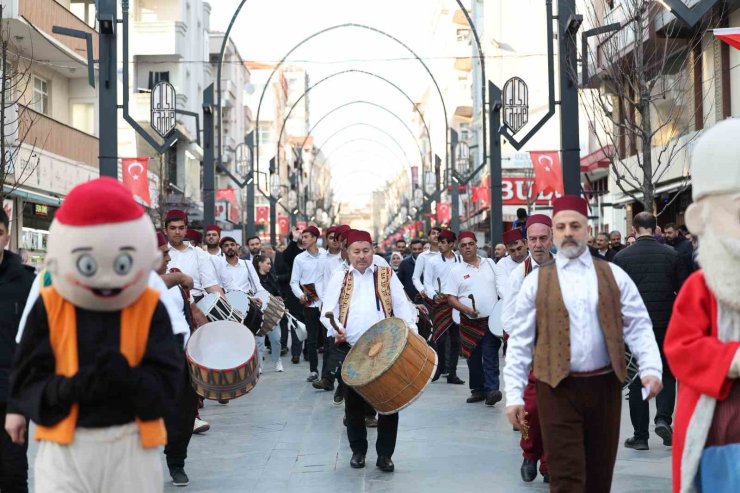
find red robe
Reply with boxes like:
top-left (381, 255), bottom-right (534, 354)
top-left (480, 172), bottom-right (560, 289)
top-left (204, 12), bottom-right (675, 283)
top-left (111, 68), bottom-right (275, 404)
top-left (664, 271), bottom-right (740, 493)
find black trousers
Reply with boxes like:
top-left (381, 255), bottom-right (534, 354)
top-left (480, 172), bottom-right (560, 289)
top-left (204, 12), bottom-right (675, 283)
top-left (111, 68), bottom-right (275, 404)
top-left (280, 316), bottom-right (289, 350)
top-left (303, 307), bottom-right (323, 373)
top-left (434, 324), bottom-right (460, 376)
top-left (164, 366), bottom-right (199, 470)
top-left (628, 342), bottom-right (676, 440)
top-left (0, 402), bottom-right (28, 493)
top-left (344, 386), bottom-right (397, 457)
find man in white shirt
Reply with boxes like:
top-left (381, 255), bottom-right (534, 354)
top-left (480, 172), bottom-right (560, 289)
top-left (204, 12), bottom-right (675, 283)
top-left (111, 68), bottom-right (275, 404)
top-left (202, 225), bottom-right (238, 291)
top-left (504, 196), bottom-right (663, 492)
top-left (320, 230), bottom-right (417, 473)
top-left (411, 227), bottom-right (441, 297)
top-left (444, 231), bottom-right (505, 406)
top-left (204, 225), bottom-right (222, 256)
top-left (501, 214), bottom-right (554, 484)
top-left (290, 226), bottom-right (327, 382)
top-left (424, 230), bottom-right (464, 384)
top-left (220, 237), bottom-right (265, 296)
top-left (497, 229), bottom-right (529, 279)
top-left (164, 210), bottom-right (223, 300)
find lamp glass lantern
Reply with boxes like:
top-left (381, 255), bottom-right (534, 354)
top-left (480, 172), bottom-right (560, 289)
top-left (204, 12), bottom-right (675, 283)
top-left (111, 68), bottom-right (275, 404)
top-left (270, 174), bottom-right (280, 198)
top-left (424, 171), bottom-right (436, 196)
top-left (235, 143), bottom-right (252, 180)
top-left (454, 141), bottom-right (471, 177)
top-left (288, 190), bottom-right (298, 209)
top-left (413, 188), bottom-right (424, 207)
top-left (306, 200), bottom-right (316, 216)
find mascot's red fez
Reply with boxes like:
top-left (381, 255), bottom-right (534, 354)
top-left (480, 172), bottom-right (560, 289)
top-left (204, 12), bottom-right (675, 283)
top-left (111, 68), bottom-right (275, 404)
top-left (56, 177), bottom-right (144, 226)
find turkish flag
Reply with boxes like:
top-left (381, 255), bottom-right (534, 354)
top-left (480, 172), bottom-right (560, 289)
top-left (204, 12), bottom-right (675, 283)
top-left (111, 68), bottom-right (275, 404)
top-left (278, 215), bottom-right (289, 235)
top-left (437, 202), bottom-right (451, 224)
top-left (256, 206), bottom-right (269, 224)
top-left (121, 157), bottom-right (151, 206)
top-left (528, 151), bottom-right (564, 199)
top-left (715, 28), bottom-right (740, 50)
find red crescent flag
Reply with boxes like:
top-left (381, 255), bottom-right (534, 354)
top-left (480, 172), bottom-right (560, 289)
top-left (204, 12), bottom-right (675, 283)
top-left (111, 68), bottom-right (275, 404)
top-left (278, 215), bottom-right (289, 235)
top-left (715, 28), bottom-right (740, 50)
top-left (121, 157), bottom-right (151, 206)
top-left (256, 206), bottom-right (269, 224)
top-left (437, 202), bottom-right (451, 224)
top-left (528, 151), bottom-right (564, 199)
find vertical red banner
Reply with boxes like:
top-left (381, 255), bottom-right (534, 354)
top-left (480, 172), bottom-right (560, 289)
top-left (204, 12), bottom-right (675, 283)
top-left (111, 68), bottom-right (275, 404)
top-left (437, 202), bottom-right (451, 224)
top-left (121, 157), bottom-right (151, 206)
top-left (256, 206), bottom-right (269, 223)
top-left (528, 151), bottom-right (564, 198)
top-left (278, 215), bottom-right (289, 235)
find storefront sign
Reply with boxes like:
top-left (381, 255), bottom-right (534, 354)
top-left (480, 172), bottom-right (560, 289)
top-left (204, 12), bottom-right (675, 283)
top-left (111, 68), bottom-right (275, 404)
top-left (33, 204), bottom-right (49, 216)
top-left (502, 177), bottom-right (557, 205)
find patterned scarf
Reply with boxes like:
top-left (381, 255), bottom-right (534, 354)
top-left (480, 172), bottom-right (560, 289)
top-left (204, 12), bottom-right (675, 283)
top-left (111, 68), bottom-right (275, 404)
top-left (431, 300), bottom-right (453, 342)
top-left (459, 316), bottom-right (490, 358)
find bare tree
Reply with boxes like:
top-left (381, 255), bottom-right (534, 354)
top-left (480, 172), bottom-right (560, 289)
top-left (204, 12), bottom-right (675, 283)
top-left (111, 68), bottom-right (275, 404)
top-left (580, 0), bottom-right (721, 215)
top-left (0, 5), bottom-right (46, 203)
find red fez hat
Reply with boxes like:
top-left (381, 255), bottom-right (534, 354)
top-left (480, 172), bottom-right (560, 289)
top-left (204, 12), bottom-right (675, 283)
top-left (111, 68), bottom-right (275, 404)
top-left (525, 214), bottom-right (552, 229)
top-left (219, 236), bottom-right (237, 246)
top-left (438, 229), bottom-right (456, 242)
top-left (55, 177), bottom-right (144, 226)
top-left (336, 225), bottom-right (352, 241)
top-left (185, 229), bottom-right (202, 242)
top-left (553, 195), bottom-right (588, 217)
top-left (303, 225), bottom-right (321, 238)
top-left (325, 226), bottom-right (337, 237)
top-left (205, 225), bottom-right (221, 235)
top-left (502, 229), bottom-right (523, 245)
top-left (458, 231), bottom-right (476, 243)
top-left (156, 231), bottom-right (167, 247)
top-left (165, 209), bottom-right (188, 223)
top-left (346, 229), bottom-right (372, 246)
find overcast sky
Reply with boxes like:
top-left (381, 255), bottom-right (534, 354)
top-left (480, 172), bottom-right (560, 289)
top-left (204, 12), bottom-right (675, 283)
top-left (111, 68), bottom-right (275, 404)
top-left (209, 0), bottom-right (443, 208)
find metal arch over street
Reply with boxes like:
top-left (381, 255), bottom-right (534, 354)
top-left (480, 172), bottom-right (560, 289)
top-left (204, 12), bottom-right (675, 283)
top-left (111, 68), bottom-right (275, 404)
top-left (312, 123), bottom-right (414, 171)
top-left (273, 69), bottom-right (433, 172)
top-left (251, 22), bottom-right (450, 172)
top-left (300, 100), bottom-right (428, 167)
top-left (315, 137), bottom-right (409, 173)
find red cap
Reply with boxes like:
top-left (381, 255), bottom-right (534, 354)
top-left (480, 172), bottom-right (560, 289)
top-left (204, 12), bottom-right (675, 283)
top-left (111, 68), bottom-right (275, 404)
top-left (165, 209), bottom-right (188, 223)
top-left (156, 231), bottom-right (167, 247)
top-left (438, 229), bottom-right (456, 242)
top-left (525, 214), bottom-right (552, 229)
top-left (336, 225), bottom-right (352, 241)
top-left (55, 177), bottom-right (145, 226)
top-left (303, 225), bottom-right (320, 238)
top-left (325, 226), bottom-right (337, 237)
top-left (503, 229), bottom-right (523, 245)
top-left (186, 229), bottom-right (202, 242)
top-left (458, 231), bottom-right (476, 243)
top-left (205, 225), bottom-right (221, 235)
top-left (346, 229), bottom-right (372, 246)
top-left (219, 236), bottom-right (237, 246)
top-left (553, 196), bottom-right (588, 217)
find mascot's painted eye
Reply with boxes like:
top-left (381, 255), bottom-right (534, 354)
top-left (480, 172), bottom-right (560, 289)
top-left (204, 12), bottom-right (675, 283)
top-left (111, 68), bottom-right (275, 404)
top-left (113, 254), bottom-right (134, 275)
top-left (76, 255), bottom-right (98, 277)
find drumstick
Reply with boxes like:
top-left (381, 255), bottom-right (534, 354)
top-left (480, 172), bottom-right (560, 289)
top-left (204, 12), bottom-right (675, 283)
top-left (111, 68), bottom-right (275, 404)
top-left (324, 312), bottom-right (346, 338)
top-left (467, 294), bottom-right (480, 317)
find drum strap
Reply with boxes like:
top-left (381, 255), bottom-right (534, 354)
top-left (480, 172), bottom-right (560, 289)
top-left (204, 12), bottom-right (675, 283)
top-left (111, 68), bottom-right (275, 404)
top-left (338, 266), bottom-right (393, 326)
top-left (338, 271), bottom-right (353, 327)
top-left (242, 260), bottom-right (257, 294)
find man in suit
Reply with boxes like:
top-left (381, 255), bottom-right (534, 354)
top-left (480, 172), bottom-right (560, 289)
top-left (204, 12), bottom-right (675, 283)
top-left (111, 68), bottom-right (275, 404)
top-left (594, 232), bottom-right (616, 261)
top-left (398, 239), bottom-right (424, 301)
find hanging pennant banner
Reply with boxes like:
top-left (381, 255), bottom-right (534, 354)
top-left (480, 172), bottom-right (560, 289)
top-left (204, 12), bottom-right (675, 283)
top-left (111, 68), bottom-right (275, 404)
top-left (121, 157), bottom-right (151, 206)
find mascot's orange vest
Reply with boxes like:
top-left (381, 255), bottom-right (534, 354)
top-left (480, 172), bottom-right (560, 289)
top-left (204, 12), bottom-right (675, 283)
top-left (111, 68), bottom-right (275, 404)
top-left (35, 286), bottom-right (167, 448)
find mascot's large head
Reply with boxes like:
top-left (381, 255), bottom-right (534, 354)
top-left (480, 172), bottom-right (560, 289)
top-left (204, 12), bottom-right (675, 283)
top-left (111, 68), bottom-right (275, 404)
top-left (685, 118), bottom-right (740, 309)
top-left (46, 177), bottom-right (161, 311)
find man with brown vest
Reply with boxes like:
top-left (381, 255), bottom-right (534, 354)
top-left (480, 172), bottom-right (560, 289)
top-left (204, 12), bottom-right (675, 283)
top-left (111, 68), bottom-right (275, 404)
top-left (504, 195), bottom-right (663, 493)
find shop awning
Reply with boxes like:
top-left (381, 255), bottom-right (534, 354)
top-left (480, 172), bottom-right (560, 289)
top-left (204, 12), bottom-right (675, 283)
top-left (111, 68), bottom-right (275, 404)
top-left (2, 185), bottom-right (62, 206)
top-left (715, 28), bottom-right (740, 50)
top-left (580, 145), bottom-right (614, 173)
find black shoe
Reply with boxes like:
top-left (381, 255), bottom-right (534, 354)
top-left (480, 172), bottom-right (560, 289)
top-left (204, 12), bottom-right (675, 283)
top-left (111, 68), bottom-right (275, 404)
top-left (312, 377), bottom-right (334, 391)
top-left (466, 392), bottom-right (485, 403)
top-left (306, 372), bottom-right (319, 382)
top-left (170, 467), bottom-right (190, 487)
top-left (485, 390), bottom-right (503, 407)
top-left (217, 399), bottom-right (229, 405)
top-left (365, 416), bottom-right (378, 428)
top-left (291, 356), bottom-right (299, 364)
top-left (447, 375), bottom-right (465, 385)
top-left (333, 393), bottom-right (344, 406)
top-left (350, 453), bottom-right (366, 469)
top-left (655, 420), bottom-right (673, 446)
top-left (520, 458), bottom-right (537, 482)
top-left (343, 417), bottom-right (347, 426)
top-left (280, 347), bottom-right (289, 356)
top-left (543, 473), bottom-right (550, 483)
top-left (376, 456), bottom-right (394, 472)
top-left (513, 425), bottom-right (520, 432)
top-left (624, 436), bottom-right (649, 450)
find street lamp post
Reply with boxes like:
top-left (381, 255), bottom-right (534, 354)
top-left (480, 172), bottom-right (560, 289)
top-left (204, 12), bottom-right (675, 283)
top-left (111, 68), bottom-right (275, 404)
top-left (269, 159), bottom-right (279, 246)
top-left (449, 130), bottom-right (460, 231)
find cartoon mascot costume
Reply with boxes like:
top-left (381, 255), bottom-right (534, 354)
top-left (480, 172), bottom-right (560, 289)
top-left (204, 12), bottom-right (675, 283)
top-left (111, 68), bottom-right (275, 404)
top-left (664, 118), bottom-right (740, 493)
top-left (10, 178), bottom-right (182, 492)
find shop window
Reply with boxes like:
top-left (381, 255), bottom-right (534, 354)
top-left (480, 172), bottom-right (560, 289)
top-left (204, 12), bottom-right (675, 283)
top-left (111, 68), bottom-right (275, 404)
top-left (32, 76), bottom-right (49, 115)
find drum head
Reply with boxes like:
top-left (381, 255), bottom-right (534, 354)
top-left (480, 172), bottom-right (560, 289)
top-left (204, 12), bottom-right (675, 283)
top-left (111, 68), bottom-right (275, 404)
top-left (196, 293), bottom-right (220, 315)
top-left (343, 317), bottom-right (409, 387)
top-left (225, 290), bottom-right (250, 316)
top-left (186, 321), bottom-right (256, 370)
top-left (488, 300), bottom-right (503, 336)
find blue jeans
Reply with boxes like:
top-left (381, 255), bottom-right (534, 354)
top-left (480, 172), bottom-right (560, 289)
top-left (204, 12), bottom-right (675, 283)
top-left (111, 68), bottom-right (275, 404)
top-left (256, 324), bottom-right (282, 367)
top-left (467, 332), bottom-right (501, 393)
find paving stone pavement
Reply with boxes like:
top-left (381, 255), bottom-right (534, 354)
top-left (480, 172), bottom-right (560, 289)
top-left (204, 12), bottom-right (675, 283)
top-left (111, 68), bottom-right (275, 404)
top-left (27, 355), bottom-right (672, 492)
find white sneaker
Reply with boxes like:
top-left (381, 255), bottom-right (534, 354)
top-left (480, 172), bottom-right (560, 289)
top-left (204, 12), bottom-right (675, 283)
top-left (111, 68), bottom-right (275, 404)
top-left (193, 417), bottom-right (210, 434)
top-left (259, 367), bottom-right (263, 375)
top-left (275, 361), bottom-right (284, 372)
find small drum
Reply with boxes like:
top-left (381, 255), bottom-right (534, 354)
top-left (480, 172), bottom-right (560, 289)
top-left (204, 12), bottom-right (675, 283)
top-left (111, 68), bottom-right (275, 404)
top-left (488, 300), bottom-right (504, 336)
top-left (417, 307), bottom-right (433, 341)
top-left (196, 293), bottom-right (241, 323)
top-left (185, 320), bottom-right (259, 401)
top-left (624, 346), bottom-right (639, 390)
top-left (225, 290), bottom-right (263, 334)
top-left (254, 292), bottom-right (286, 336)
top-left (341, 317), bottom-right (437, 414)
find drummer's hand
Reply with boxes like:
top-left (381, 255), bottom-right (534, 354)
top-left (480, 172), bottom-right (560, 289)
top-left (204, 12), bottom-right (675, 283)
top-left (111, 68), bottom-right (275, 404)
top-left (191, 303), bottom-right (209, 327)
top-left (641, 375), bottom-right (663, 400)
top-left (416, 304), bottom-right (429, 316)
top-left (178, 272), bottom-right (194, 290)
top-left (506, 405), bottom-right (526, 428)
top-left (299, 295), bottom-right (307, 304)
top-left (461, 306), bottom-right (477, 317)
top-left (5, 413), bottom-right (26, 445)
top-left (254, 298), bottom-right (263, 308)
top-left (335, 331), bottom-right (347, 344)
top-left (276, 296), bottom-right (283, 302)
top-left (433, 294), bottom-right (445, 303)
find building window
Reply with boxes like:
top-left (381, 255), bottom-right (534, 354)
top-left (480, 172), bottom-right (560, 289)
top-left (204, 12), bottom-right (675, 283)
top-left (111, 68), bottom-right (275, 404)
top-left (32, 77), bottom-right (49, 115)
top-left (70, 0), bottom-right (96, 28)
top-left (71, 103), bottom-right (95, 135)
top-left (147, 71), bottom-right (170, 90)
top-left (258, 125), bottom-right (272, 145)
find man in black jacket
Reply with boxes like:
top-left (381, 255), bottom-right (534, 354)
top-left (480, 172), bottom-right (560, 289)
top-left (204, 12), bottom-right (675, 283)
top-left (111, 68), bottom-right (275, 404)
top-left (614, 212), bottom-right (682, 451)
top-left (664, 222), bottom-right (695, 285)
top-left (274, 228), bottom-right (305, 363)
top-left (0, 208), bottom-right (35, 492)
top-left (397, 239), bottom-right (424, 301)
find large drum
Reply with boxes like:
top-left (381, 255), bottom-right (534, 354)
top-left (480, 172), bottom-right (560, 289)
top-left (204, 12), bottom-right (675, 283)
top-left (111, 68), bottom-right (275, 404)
top-left (488, 299), bottom-right (504, 336)
top-left (341, 317), bottom-right (437, 415)
top-left (253, 291), bottom-right (286, 336)
top-left (225, 290), bottom-right (263, 334)
top-left (185, 320), bottom-right (259, 401)
top-left (196, 293), bottom-right (241, 324)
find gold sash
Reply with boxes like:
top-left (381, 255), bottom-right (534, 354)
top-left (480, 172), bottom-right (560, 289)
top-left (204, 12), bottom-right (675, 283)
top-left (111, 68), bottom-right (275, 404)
top-left (338, 266), bottom-right (393, 327)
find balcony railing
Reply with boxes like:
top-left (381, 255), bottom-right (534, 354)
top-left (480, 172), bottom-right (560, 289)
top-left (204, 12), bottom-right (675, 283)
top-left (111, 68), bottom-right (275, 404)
top-left (19, 0), bottom-right (99, 59)
top-left (19, 105), bottom-right (98, 167)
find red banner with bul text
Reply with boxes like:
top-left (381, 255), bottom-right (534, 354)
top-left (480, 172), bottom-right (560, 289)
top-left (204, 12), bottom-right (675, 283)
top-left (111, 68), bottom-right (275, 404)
top-left (121, 157), bottom-right (151, 206)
